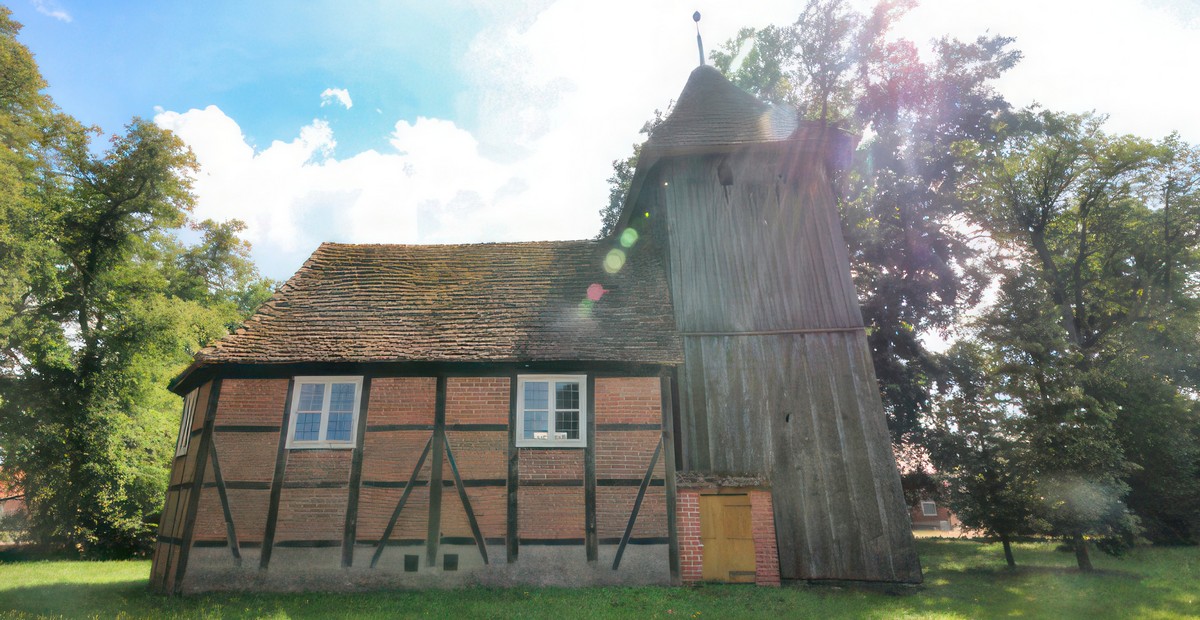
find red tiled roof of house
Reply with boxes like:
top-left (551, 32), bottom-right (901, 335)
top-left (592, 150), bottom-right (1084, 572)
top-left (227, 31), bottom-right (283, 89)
top-left (193, 240), bottom-right (681, 366)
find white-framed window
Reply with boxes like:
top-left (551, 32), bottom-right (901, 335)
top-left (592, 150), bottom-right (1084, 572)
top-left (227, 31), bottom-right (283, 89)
top-left (175, 389), bottom-right (199, 457)
top-left (921, 500), bottom-right (938, 517)
top-left (516, 375), bottom-right (586, 448)
top-left (286, 376), bottom-right (363, 449)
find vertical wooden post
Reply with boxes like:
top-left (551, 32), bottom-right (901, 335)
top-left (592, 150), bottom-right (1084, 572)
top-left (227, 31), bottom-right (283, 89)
top-left (584, 374), bottom-right (598, 563)
top-left (260, 378), bottom-right (295, 570)
top-left (342, 376), bottom-right (372, 567)
top-left (172, 378), bottom-right (223, 595)
top-left (425, 376), bottom-right (447, 567)
top-left (661, 374), bottom-right (680, 585)
top-left (506, 373), bottom-right (519, 563)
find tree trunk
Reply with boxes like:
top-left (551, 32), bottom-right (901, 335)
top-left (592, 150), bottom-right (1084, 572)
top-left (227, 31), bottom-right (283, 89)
top-left (1000, 533), bottom-right (1016, 568)
top-left (1073, 533), bottom-right (1093, 572)
top-left (1029, 229), bottom-right (1082, 346)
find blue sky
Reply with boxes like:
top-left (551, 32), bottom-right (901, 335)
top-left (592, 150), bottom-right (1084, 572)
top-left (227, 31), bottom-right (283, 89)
top-left (9, 0), bottom-right (1200, 280)
top-left (12, 1), bottom-right (481, 156)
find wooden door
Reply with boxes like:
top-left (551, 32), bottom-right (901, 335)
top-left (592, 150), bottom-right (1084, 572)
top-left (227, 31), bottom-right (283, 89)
top-left (699, 494), bottom-right (755, 583)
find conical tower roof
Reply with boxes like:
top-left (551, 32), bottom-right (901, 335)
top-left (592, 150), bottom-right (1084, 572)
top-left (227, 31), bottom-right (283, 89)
top-left (647, 65), bottom-right (799, 149)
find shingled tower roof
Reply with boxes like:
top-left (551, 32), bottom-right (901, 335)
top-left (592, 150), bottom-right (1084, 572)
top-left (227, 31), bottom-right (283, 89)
top-left (648, 65), bottom-right (799, 149)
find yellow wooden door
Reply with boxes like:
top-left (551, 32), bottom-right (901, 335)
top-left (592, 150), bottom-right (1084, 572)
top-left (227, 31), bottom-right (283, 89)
top-left (699, 494), bottom-right (755, 583)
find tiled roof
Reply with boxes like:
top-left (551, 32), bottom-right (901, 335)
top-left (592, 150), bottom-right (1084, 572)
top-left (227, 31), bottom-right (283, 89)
top-left (194, 241), bottom-right (681, 366)
top-left (648, 65), bottom-right (799, 150)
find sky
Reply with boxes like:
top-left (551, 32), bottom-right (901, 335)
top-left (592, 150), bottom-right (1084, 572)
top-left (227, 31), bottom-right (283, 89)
top-left (9, 0), bottom-right (1200, 280)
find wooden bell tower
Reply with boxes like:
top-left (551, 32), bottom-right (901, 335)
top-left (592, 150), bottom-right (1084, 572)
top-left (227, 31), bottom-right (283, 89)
top-left (619, 66), bottom-right (922, 583)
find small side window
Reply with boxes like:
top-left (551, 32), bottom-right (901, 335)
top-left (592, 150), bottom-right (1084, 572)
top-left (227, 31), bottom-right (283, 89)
top-left (516, 375), bottom-right (586, 448)
top-left (175, 389), bottom-right (199, 457)
top-left (286, 376), bottom-right (363, 449)
top-left (921, 500), bottom-right (938, 517)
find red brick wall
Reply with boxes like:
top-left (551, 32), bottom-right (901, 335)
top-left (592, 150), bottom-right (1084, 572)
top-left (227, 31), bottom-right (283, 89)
top-left (910, 502), bottom-right (956, 527)
top-left (749, 491), bottom-right (780, 587)
top-left (213, 432), bottom-right (276, 482)
top-left (444, 378), bottom-right (509, 540)
top-left (275, 450), bottom-right (351, 542)
top-left (214, 379), bottom-right (289, 426)
top-left (592, 377), bottom-right (667, 540)
top-left (358, 485), bottom-right (429, 541)
top-left (359, 378), bottom-right (436, 542)
top-left (675, 489), bottom-right (780, 586)
top-left (369, 377), bottom-right (436, 426)
top-left (0, 475), bottom-right (26, 522)
top-left (446, 377), bottom-right (509, 424)
top-left (519, 487), bottom-right (584, 539)
top-left (677, 490), bottom-right (702, 583)
top-left (596, 431), bottom-right (666, 479)
top-left (594, 377), bottom-right (661, 424)
top-left (518, 449), bottom-right (583, 540)
top-left (189, 379), bottom-right (289, 545)
top-left (519, 449), bottom-right (583, 481)
top-left (597, 488), bottom-right (668, 539)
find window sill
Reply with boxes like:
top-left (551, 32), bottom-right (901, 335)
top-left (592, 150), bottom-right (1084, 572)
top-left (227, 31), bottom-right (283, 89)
top-left (286, 441), bottom-right (356, 450)
top-left (516, 440), bottom-right (586, 449)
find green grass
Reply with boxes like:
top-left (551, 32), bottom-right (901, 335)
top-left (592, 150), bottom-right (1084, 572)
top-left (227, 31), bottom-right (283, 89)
top-left (0, 539), bottom-right (1196, 619)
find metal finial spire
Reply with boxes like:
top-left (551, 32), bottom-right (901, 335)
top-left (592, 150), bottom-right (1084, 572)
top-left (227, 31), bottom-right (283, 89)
top-left (694, 11), bottom-right (704, 66)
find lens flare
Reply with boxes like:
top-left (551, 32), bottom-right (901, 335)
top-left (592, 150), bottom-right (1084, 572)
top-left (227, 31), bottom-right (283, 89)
top-left (619, 228), bottom-right (639, 248)
top-left (587, 283), bottom-right (607, 301)
top-left (603, 249), bottom-right (626, 274)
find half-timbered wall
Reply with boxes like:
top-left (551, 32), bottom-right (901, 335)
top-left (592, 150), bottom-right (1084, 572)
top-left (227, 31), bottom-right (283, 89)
top-left (150, 373), bottom-right (678, 593)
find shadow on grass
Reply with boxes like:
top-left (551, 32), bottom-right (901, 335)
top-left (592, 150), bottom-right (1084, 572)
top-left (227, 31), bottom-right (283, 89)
top-left (0, 544), bottom-right (76, 563)
top-left (0, 580), bottom-right (153, 618)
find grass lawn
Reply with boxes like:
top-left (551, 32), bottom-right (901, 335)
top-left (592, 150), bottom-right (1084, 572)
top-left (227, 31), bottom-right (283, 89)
top-left (0, 539), bottom-right (1196, 619)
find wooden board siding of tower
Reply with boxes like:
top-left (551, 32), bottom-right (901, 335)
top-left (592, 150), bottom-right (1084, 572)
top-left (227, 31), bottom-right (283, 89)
top-left (651, 132), bottom-right (922, 583)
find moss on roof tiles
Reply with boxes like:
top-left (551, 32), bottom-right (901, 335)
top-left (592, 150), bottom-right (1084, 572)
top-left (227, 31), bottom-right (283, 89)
top-left (195, 240), bottom-right (681, 366)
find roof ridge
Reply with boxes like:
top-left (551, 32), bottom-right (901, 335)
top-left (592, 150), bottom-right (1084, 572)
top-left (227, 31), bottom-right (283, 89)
top-left (320, 239), bottom-right (599, 250)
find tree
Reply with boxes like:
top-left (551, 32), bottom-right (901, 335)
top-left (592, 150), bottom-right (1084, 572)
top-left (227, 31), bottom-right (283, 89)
top-left (927, 342), bottom-right (1041, 568)
top-left (0, 12), bottom-right (270, 556)
top-left (960, 110), bottom-right (1200, 564)
top-left (596, 108), bottom-right (668, 239)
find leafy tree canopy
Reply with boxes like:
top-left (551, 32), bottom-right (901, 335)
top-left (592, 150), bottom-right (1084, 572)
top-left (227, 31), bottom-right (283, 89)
top-left (0, 8), bottom-right (273, 556)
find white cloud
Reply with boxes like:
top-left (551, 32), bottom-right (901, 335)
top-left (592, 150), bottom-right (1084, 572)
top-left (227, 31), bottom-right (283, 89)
top-left (154, 106), bottom-right (550, 277)
top-left (891, 0), bottom-right (1200, 142)
top-left (157, 0), bottom-right (1200, 281)
top-left (320, 88), bottom-right (353, 110)
top-left (31, 0), bottom-right (71, 22)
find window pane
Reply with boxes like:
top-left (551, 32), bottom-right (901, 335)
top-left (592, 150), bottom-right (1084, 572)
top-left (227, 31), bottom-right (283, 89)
top-left (555, 382), bottom-right (579, 410)
top-left (326, 412), bottom-right (353, 442)
top-left (556, 410), bottom-right (580, 440)
top-left (298, 383), bottom-right (325, 412)
top-left (330, 383), bottom-right (356, 413)
top-left (295, 412), bottom-right (321, 441)
top-left (524, 381), bottom-right (548, 410)
top-left (523, 410), bottom-right (548, 439)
